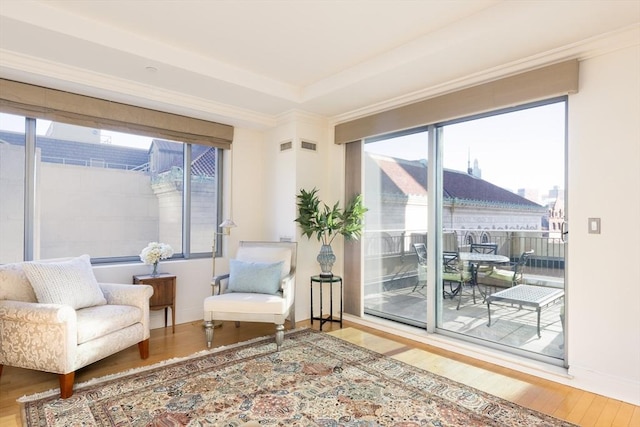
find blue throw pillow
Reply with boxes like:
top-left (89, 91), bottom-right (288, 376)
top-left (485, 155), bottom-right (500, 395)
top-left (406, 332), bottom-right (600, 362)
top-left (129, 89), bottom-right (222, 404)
top-left (228, 259), bottom-right (284, 295)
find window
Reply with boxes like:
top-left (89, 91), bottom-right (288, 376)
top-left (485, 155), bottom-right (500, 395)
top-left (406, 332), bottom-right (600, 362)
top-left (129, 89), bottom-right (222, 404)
top-left (0, 114), bottom-right (222, 263)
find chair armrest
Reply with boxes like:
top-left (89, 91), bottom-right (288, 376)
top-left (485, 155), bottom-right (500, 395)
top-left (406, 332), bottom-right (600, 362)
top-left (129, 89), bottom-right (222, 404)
top-left (280, 273), bottom-right (295, 296)
top-left (0, 300), bottom-right (75, 324)
top-left (212, 274), bottom-right (230, 295)
top-left (100, 283), bottom-right (153, 307)
top-left (0, 300), bottom-right (77, 373)
top-left (99, 283), bottom-right (153, 340)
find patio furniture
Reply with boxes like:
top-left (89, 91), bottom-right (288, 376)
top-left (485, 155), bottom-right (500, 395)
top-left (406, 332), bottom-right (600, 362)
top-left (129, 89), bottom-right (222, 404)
top-left (470, 242), bottom-right (499, 274)
top-left (442, 251), bottom-right (475, 309)
top-left (203, 241), bottom-right (297, 351)
top-left (470, 243), bottom-right (498, 254)
top-left (412, 243), bottom-right (427, 292)
top-left (443, 231), bottom-right (459, 252)
top-left (476, 249), bottom-right (534, 296)
top-left (486, 284), bottom-right (565, 337)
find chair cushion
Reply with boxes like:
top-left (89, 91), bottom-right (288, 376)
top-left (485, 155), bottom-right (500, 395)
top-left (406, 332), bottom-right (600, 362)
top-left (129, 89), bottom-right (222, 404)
top-left (0, 262), bottom-right (37, 302)
top-left (204, 292), bottom-right (287, 314)
top-left (76, 304), bottom-right (142, 344)
top-left (228, 259), bottom-right (284, 295)
top-left (235, 246), bottom-right (291, 279)
top-left (22, 254), bottom-right (107, 309)
top-left (442, 270), bottom-right (472, 282)
top-left (487, 268), bottom-right (516, 282)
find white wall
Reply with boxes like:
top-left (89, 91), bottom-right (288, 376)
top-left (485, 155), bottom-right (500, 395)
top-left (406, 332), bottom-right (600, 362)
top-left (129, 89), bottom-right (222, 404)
top-left (566, 44), bottom-right (640, 403)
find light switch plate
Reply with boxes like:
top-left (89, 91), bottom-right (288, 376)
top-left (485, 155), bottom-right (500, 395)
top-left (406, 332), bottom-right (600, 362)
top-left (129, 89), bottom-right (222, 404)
top-left (588, 218), bottom-right (601, 234)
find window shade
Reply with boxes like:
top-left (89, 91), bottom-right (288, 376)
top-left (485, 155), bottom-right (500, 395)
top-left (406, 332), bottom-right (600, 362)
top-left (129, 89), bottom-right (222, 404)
top-left (335, 60), bottom-right (578, 144)
top-left (0, 79), bottom-right (233, 148)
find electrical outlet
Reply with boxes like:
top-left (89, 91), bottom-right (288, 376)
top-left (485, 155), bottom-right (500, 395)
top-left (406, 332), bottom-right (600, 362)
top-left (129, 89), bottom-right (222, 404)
top-left (588, 218), bottom-right (601, 234)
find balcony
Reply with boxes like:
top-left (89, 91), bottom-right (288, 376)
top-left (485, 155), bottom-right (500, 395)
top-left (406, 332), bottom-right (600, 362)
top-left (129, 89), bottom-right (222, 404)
top-left (363, 229), bottom-right (565, 359)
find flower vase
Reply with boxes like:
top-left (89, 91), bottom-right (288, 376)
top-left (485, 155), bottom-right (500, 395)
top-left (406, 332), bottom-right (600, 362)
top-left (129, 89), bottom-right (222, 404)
top-left (317, 244), bottom-right (336, 277)
top-left (151, 261), bottom-right (159, 277)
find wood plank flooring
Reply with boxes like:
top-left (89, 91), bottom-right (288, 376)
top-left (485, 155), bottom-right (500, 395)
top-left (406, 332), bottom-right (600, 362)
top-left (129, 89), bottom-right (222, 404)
top-left (1, 320), bottom-right (638, 426)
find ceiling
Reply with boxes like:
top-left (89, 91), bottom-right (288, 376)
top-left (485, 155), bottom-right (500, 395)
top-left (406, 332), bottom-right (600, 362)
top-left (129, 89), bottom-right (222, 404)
top-left (1, 1), bottom-right (639, 128)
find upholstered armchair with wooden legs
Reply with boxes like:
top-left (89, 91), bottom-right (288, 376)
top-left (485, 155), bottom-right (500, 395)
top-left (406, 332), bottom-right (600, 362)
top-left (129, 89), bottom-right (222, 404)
top-left (204, 241), bottom-right (297, 351)
top-left (0, 255), bottom-right (153, 398)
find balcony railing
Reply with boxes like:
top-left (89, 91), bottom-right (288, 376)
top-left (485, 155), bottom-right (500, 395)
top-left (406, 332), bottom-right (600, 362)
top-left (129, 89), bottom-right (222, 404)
top-left (363, 228), bottom-right (565, 282)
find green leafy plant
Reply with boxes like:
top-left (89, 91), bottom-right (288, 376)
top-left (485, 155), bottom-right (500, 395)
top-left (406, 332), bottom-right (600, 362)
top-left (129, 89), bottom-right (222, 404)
top-left (295, 188), bottom-right (368, 246)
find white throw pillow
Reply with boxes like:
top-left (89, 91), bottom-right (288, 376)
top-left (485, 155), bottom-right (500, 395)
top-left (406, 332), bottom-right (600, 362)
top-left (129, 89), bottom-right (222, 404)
top-left (22, 254), bottom-right (106, 309)
top-left (0, 263), bottom-right (37, 302)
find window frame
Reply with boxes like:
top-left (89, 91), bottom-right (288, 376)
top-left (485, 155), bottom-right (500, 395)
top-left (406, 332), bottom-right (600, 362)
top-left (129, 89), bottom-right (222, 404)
top-left (2, 114), bottom-right (223, 264)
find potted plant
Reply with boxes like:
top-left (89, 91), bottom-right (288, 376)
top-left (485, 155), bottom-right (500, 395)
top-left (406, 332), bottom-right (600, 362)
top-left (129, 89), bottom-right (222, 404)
top-left (295, 187), bottom-right (367, 277)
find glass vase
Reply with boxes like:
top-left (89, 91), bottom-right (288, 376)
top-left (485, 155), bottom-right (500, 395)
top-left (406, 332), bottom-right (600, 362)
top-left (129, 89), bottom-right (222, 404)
top-left (151, 261), bottom-right (159, 276)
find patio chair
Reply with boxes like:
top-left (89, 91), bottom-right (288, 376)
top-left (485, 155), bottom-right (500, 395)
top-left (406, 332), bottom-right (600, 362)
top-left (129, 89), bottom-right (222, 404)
top-left (470, 242), bottom-right (499, 275)
top-left (470, 243), bottom-right (498, 254)
top-left (442, 251), bottom-right (475, 309)
top-left (477, 249), bottom-right (534, 296)
top-left (411, 243), bottom-right (427, 292)
top-left (443, 231), bottom-right (459, 252)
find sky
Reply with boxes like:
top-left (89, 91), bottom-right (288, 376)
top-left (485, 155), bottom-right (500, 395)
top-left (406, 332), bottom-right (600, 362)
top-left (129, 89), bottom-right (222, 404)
top-left (365, 101), bottom-right (565, 194)
top-left (0, 113), bottom-right (152, 149)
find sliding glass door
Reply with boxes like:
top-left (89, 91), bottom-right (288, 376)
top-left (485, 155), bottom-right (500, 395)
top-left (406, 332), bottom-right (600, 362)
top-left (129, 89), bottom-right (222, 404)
top-left (437, 100), bottom-right (567, 361)
top-left (362, 129), bottom-right (429, 327)
top-left (360, 99), bottom-right (567, 362)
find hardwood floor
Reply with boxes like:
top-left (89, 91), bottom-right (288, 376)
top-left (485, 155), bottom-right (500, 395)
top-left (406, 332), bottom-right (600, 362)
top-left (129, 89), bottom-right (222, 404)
top-left (1, 320), bottom-right (638, 426)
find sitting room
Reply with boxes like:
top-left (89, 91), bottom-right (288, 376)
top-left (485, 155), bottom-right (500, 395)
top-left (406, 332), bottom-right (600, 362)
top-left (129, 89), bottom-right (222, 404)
top-left (1, 1), bottom-right (639, 426)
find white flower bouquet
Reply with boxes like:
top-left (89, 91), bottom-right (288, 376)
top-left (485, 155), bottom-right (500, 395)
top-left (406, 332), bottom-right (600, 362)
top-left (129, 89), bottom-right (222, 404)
top-left (140, 242), bottom-right (174, 265)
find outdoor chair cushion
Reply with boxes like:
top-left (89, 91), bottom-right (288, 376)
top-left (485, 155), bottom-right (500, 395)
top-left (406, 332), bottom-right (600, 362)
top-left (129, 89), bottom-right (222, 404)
top-left (486, 267), bottom-right (517, 282)
top-left (443, 270), bottom-right (472, 282)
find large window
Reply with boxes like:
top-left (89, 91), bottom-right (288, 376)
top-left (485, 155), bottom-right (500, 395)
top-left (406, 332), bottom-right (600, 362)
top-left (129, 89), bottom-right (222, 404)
top-left (0, 114), bottom-right (222, 263)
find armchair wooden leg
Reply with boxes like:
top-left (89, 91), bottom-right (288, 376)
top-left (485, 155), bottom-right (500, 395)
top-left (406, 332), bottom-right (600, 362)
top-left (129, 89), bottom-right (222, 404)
top-left (59, 372), bottom-right (75, 399)
top-left (138, 339), bottom-right (150, 359)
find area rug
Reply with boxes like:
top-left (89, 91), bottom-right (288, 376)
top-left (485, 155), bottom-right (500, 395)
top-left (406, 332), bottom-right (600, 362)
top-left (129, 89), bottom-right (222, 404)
top-left (19, 328), bottom-right (575, 426)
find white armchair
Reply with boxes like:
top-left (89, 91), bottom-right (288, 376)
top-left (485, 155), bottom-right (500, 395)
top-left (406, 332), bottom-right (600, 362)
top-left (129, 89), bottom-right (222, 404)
top-left (204, 241), bottom-right (297, 350)
top-left (0, 255), bottom-right (153, 398)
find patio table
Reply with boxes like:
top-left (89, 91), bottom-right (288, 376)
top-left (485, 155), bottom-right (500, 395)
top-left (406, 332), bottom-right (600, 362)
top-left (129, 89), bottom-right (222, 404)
top-left (459, 252), bottom-right (509, 264)
top-left (486, 284), bottom-right (564, 338)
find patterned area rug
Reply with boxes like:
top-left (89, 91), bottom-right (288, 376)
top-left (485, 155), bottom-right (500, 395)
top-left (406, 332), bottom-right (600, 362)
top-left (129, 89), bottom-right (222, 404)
top-left (20, 329), bottom-right (575, 426)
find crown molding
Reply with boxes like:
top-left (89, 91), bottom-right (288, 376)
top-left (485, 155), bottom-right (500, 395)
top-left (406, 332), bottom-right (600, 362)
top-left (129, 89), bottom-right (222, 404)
top-left (0, 49), bottom-right (277, 130)
top-left (331, 24), bottom-right (640, 126)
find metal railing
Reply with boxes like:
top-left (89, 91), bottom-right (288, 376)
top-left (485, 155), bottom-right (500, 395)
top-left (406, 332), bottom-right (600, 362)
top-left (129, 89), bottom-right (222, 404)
top-left (363, 228), bottom-right (565, 278)
top-left (42, 156), bottom-right (146, 171)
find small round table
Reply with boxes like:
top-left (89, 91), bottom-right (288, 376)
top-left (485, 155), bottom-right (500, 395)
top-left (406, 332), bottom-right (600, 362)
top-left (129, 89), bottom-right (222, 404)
top-left (310, 275), bottom-right (343, 331)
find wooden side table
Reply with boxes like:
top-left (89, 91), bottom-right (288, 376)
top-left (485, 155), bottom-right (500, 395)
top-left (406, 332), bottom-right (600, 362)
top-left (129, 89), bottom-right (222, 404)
top-left (133, 273), bottom-right (176, 333)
